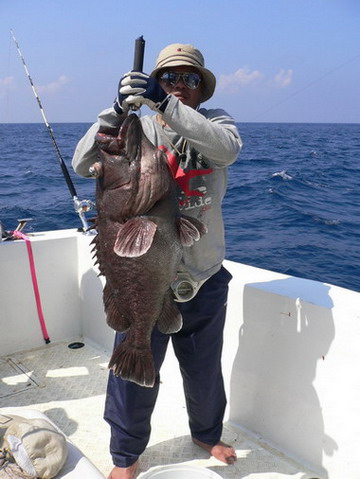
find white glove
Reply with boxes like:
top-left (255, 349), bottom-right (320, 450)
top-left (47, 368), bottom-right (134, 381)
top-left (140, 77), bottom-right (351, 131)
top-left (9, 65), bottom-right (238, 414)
top-left (119, 72), bottom-right (170, 112)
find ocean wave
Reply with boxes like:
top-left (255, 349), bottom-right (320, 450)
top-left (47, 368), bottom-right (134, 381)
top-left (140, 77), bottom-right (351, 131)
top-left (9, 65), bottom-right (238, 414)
top-left (313, 216), bottom-right (341, 226)
top-left (271, 170), bottom-right (293, 180)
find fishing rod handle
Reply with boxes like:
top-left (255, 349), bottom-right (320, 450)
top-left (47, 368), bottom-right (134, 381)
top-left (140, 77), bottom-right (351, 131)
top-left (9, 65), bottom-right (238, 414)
top-left (130, 36), bottom-right (145, 111)
top-left (133, 36), bottom-right (145, 72)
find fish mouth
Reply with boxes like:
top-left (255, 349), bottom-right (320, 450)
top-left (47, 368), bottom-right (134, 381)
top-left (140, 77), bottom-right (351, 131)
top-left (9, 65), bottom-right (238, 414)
top-left (96, 114), bottom-right (142, 158)
top-left (95, 114), bottom-right (143, 191)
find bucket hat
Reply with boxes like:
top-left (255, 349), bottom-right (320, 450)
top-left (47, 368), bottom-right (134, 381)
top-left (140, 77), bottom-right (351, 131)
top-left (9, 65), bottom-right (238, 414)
top-left (151, 43), bottom-right (216, 103)
top-left (2, 416), bottom-right (67, 478)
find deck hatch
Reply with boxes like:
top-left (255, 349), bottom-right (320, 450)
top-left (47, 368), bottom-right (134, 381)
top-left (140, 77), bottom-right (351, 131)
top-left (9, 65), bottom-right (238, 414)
top-left (0, 357), bottom-right (40, 399)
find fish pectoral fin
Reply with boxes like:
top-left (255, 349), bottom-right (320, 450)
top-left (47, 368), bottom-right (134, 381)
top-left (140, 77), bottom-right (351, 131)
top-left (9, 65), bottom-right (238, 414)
top-left (114, 217), bottom-right (157, 257)
top-left (177, 215), bottom-right (208, 247)
top-left (157, 291), bottom-right (183, 334)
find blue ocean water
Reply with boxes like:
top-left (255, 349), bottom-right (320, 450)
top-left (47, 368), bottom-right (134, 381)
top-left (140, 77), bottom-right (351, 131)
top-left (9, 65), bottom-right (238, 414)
top-left (0, 122), bottom-right (359, 292)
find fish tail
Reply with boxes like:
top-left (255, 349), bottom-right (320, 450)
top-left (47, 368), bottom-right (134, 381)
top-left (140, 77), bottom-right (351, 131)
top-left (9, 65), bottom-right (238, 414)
top-left (108, 341), bottom-right (155, 388)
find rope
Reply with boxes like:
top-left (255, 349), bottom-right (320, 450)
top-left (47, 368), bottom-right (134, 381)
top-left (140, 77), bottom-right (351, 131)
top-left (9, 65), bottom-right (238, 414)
top-left (0, 461), bottom-right (33, 479)
top-left (12, 231), bottom-right (50, 344)
top-left (1, 448), bottom-right (32, 479)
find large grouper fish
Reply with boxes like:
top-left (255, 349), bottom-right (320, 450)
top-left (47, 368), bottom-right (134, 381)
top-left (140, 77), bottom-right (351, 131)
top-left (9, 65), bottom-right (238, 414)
top-left (89, 114), bottom-right (206, 387)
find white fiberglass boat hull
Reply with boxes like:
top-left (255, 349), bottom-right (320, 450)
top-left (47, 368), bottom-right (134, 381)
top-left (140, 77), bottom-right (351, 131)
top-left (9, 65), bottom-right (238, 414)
top-left (1, 229), bottom-right (359, 478)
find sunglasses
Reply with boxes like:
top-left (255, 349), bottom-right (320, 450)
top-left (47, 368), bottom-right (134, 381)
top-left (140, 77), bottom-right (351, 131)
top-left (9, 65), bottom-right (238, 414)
top-left (159, 71), bottom-right (202, 89)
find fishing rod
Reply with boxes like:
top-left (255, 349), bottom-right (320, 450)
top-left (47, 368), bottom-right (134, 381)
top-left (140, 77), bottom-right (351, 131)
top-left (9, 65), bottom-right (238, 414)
top-left (10, 29), bottom-right (93, 232)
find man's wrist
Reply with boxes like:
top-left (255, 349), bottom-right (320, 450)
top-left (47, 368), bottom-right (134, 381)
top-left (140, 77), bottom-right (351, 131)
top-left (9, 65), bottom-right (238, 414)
top-left (113, 100), bottom-right (124, 115)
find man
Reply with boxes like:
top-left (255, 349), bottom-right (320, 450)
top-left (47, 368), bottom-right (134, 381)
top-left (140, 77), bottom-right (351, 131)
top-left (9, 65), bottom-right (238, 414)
top-left (72, 43), bottom-right (242, 479)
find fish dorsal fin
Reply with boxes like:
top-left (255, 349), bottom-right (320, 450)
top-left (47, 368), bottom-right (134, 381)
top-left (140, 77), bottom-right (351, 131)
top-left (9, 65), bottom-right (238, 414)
top-left (177, 215), bottom-right (208, 247)
top-left (114, 217), bottom-right (157, 257)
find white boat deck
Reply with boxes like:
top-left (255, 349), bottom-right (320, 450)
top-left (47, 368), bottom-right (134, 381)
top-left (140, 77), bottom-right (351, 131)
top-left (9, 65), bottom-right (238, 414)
top-left (0, 340), bottom-right (317, 479)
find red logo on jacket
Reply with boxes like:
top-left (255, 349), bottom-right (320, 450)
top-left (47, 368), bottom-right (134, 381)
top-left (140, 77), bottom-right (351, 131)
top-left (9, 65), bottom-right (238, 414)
top-left (159, 145), bottom-right (212, 197)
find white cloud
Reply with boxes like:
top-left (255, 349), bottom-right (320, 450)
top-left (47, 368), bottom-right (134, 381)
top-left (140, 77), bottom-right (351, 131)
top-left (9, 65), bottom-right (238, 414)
top-left (270, 69), bottom-right (293, 88)
top-left (218, 67), bottom-right (293, 93)
top-left (218, 67), bottom-right (263, 92)
top-left (36, 75), bottom-right (70, 94)
top-left (1, 76), bottom-right (15, 87)
top-left (0, 76), bottom-right (15, 96)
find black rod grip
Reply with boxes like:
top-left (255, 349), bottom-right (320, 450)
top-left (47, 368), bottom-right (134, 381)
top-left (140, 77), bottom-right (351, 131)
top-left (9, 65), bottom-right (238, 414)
top-left (133, 36), bottom-right (145, 72)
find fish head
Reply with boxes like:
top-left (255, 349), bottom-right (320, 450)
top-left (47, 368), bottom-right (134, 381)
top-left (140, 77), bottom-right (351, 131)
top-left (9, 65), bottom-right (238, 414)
top-left (91, 114), bottom-right (145, 193)
top-left (92, 114), bottom-right (172, 218)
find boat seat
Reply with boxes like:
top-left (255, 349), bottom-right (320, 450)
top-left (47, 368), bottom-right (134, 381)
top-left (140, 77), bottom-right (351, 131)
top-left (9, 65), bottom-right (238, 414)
top-left (0, 407), bottom-right (105, 478)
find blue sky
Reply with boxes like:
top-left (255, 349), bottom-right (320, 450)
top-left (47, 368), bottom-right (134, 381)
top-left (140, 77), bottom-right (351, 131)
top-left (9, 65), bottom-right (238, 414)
top-left (1, 0), bottom-right (359, 123)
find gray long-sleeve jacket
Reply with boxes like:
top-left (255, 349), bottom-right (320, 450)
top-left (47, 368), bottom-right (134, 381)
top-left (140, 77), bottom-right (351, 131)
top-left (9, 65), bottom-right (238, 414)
top-left (72, 95), bottom-right (242, 282)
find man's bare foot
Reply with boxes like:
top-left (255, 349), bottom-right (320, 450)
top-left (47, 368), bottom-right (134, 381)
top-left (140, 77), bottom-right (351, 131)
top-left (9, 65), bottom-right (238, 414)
top-left (192, 438), bottom-right (237, 465)
top-left (107, 460), bottom-right (139, 479)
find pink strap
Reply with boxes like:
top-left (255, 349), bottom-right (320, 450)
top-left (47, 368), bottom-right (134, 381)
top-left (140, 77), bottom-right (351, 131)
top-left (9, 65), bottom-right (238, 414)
top-left (12, 231), bottom-right (50, 343)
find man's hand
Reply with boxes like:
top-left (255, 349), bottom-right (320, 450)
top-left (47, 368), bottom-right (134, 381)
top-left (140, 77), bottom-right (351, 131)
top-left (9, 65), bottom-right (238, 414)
top-left (118, 72), bottom-right (169, 112)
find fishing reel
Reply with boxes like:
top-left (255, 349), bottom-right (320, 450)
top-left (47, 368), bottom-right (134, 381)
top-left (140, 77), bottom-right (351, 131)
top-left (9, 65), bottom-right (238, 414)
top-left (73, 197), bottom-right (96, 234)
top-left (73, 198), bottom-right (94, 214)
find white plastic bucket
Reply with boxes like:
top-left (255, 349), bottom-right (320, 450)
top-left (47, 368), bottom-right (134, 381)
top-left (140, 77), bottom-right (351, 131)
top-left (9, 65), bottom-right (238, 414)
top-left (139, 464), bottom-right (222, 478)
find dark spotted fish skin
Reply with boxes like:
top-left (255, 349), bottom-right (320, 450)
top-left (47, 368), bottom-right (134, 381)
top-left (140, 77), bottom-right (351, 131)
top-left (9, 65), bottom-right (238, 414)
top-left (90, 114), bottom-right (204, 387)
